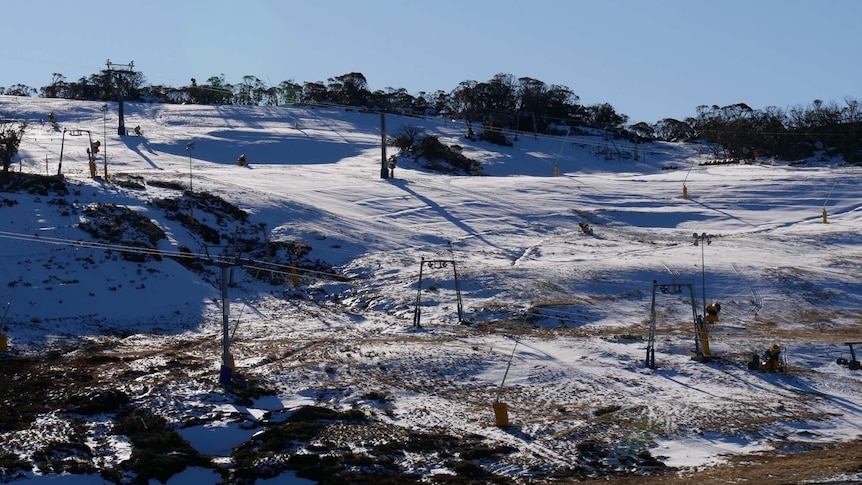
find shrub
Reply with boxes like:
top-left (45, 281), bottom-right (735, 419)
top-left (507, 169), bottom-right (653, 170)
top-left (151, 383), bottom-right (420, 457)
top-left (479, 128), bottom-right (512, 147)
top-left (415, 135), bottom-right (478, 174)
top-left (114, 407), bottom-right (214, 483)
top-left (391, 125), bottom-right (424, 150)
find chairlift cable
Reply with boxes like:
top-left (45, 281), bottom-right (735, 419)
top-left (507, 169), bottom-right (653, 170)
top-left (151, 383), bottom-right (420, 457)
top-left (823, 179), bottom-right (839, 209)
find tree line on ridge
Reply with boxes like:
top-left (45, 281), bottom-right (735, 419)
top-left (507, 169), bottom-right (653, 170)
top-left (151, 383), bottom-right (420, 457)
top-left (2, 70), bottom-right (860, 163)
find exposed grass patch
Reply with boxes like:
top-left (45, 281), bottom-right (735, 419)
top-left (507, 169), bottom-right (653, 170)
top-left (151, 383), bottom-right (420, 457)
top-left (114, 407), bottom-right (217, 484)
top-left (0, 172), bottom-right (69, 196)
top-left (79, 203), bottom-right (166, 261)
top-left (146, 179), bottom-right (185, 191)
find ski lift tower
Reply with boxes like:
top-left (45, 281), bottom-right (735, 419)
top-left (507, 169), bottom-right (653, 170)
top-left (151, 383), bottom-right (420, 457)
top-left (104, 60), bottom-right (135, 136)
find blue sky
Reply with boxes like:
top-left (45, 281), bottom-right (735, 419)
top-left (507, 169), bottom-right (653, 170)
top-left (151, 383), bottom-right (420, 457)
top-left (2, 0), bottom-right (860, 123)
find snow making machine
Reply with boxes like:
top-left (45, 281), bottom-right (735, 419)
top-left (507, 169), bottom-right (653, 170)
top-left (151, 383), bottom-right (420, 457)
top-left (748, 344), bottom-right (787, 373)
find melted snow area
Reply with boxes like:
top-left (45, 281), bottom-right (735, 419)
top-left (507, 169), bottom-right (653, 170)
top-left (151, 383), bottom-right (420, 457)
top-left (0, 96), bottom-right (861, 483)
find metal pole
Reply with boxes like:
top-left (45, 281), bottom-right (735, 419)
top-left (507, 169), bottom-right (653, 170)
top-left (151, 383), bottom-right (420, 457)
top-left (693, 232), bottom-right (711, 313)
top-left (380, 113), bottom-right (388, 179)
top-left (413, 257), bottom-right (425, 327)
top-left (102, 103), bottom-right (108, 180)
top-left (186, 142), bottom-right (195, 222)
top-left (646, 281), bottom-right (658, 369)
top-left (189, 151), bottom-right (193, 192)
top-left (117, 83), bottom-right (125, 136)
top-left (58, 129), bottom-right (66, 176)
top-left (496, 341), bottom-right (518, 402)
top-left (701, 235), bottom-right (707, 312)
top-left (219, 264), bottom-right (232, 385)
top-left (690, 285), bottom-right (702, 357)
top-left (452, 260), bottom-right (464, 323)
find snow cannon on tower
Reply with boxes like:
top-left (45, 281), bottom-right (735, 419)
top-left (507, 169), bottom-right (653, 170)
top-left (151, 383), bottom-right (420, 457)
top-left (704, 302), bottom-right (721, 323)
top-left (645, 282), bottom-right (721, 369)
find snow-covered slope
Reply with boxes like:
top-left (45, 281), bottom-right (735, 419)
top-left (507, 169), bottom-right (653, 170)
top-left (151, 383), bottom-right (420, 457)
top-left (0, 96), bottom-right (860, 484)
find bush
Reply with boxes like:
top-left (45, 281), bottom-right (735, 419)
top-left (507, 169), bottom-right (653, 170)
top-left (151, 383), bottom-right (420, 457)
top-left (392, 125), bottom-right (424, 150)
top-left (114, 407), bottom-right (215, 483)
top-left (0, 172), bottom-right (68, 196)
top-left (416, 135), bottom-right (477, 174)
top-left (79, 204), bottom-right (166, 262)
top-left (479, 128), bottom-right (512, 147)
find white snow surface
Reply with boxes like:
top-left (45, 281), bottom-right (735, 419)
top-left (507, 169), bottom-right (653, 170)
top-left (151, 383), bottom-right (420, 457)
top-left (1, 96), bottom-right (861, 483)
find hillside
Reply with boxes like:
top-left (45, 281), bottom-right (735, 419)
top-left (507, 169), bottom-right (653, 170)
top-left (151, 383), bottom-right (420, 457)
top-left (0, 96), bottom-right (861, 484)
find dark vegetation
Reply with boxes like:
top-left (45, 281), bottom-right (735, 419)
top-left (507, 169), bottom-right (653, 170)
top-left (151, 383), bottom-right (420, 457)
top-left (0, 350), bottom-right (215, 485)
top-left (113, 407), bottom-right (216, 484)
top-left (4, 69), bottom-right (860, 164)
top-left (0, 120), bottom-right (27, 172)
top-left (147, 187), bottom-right (328, 282)
top-left (0, 343), bottom-right (671, 485)
top-left (228, 403), bottom-right (668, 484)
top-left (79, 204), bottom-right (167, 261)
top-left (391, 125), bottom-right (481, 174)
top-left (0, 171), bottom-right (68, 196)
top-left (0, 342), bottom-right (856, 484)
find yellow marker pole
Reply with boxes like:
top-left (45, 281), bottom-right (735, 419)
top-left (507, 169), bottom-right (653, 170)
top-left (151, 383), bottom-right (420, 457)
top-left (683, 184), bottom-right (688, 200)
top-left (554, 164), bottom-right (559, 177)
top-left (822, 208), bottom-right (828, 224)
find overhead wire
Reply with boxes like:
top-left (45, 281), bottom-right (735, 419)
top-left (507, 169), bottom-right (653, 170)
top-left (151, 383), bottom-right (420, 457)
top-left (0, 229), bottom-right (349, 283)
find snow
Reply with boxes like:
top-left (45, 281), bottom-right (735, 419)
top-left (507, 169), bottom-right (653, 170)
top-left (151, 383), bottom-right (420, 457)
top-left (11, 468), bottom-right (313, 485)
top-left (652, 434), bottom-right (773, 468)
top-left (1, 95), bottom-right (861, 483)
